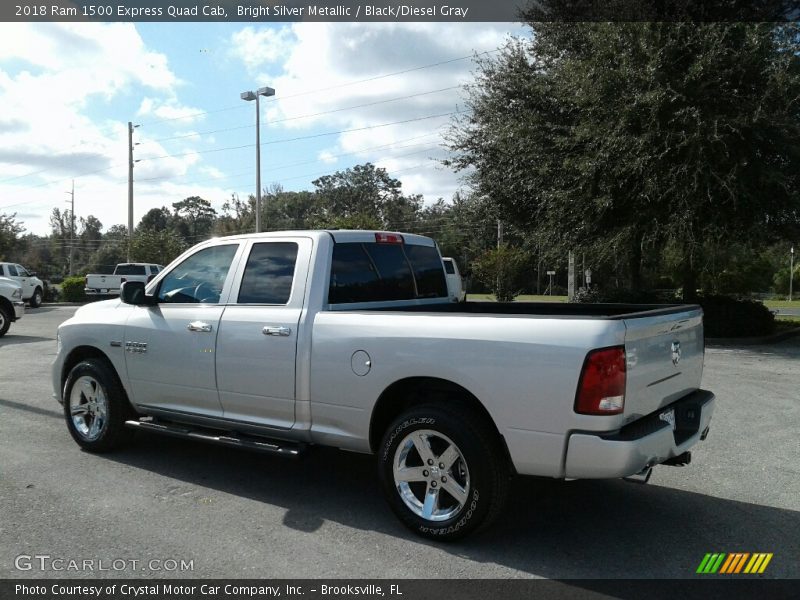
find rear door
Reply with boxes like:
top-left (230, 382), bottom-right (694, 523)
top-left (215, 237), bottom-right (312, 429)
top-left (622, 307), bottom-right (705, 418)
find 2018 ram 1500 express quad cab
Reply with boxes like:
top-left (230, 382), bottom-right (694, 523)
top-left (53, 230), bottom-right (714, 539)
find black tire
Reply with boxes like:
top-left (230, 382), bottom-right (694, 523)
top-left (63, 359), bottom-right (135, 453)
top-left (378, 403), bottom-right (510, 541)
top-left (29, 287), bottom-right (43, 308)
top-left (0, 305), bottom-right (10, 337)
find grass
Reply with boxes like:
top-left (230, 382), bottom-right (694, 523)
top-left (467, 294), bottom-right (568, 303)
top-left (763, 299), bottom-right (800, 309)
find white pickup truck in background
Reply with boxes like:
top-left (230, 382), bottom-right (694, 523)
top-left (442, 257), bottom-right (466, 302)
top-left (53, 230), bottom-right (715, 539)
top-left (84, 263), bottom-right (163, 297)
top-left (0, 262), bottom-right (44, 308)
top-left (0, 276), bottom-right (24, 337)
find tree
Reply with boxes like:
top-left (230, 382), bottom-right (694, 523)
top-left (130, 229), bottom-right (188, 266)
top-left (471, 245), bottom-right (528, 302)
top-left (447, 21), bottom-right (800, 298)
top-left (138, 207), bottom-right (173, 233)
top-left (172, 196), bottom-right (217, 242)
top-left (312, 163), bottom-right (422, 230)
top-left (0, 213), bottom-right (24, 260)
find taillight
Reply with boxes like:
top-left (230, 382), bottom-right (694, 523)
top-left (575, 346), bottom-right (626, 415)
top-left (375, 232), bottom-right (403, 244)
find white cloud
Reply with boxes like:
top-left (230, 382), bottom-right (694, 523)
top-left (137, 98), bottom-right (205, 123)
top-left (229, 26), bottom-right (294, 74)
top-left (229, 22), bottom-right (524, 204)
top-left (0, 23), bottom-right (207, 234)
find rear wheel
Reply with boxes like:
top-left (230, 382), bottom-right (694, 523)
top-left (63, 359), bottom-right (135, 452)
top-left (378, 404), bottom-right (510, 541)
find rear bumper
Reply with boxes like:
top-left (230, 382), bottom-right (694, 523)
top-left (12, 301), bottom-right (24, 320)
top-left (564, 389), bottom-right (715, 479)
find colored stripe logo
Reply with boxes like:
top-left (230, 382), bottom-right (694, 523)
top-left (696, 553), bottom-right (773, 574)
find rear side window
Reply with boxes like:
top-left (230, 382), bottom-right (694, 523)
top-left (238, 242), bottom-right (298, 304)
top-left (116, 264), bottom-right (146, 275)
top-left (443, 259), bottom-right (455, 275)
top-left (328, 242), bottom-right (447, 304)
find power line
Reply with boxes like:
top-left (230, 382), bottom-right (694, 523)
top-left (138, 86), bottom-right (461, 147)
top-left (137, 111), bottom-right (461, 163)
top-left (137, 50), bottom-right (496, 127)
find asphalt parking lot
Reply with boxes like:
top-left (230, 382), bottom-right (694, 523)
top-left (0, 306), bottom-right (798, 579)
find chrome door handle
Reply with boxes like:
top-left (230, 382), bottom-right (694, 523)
top-left (187, 321), bottom-right (212, 332)
top-left (262, 326), bottom-right (291, 337)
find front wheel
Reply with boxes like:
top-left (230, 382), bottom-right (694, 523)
top-left (29, 287), bottom-right (43, 308)
top-left (63, 359), bottom-right (135, 452)
top-left (378, 404), bottom-right (510, 541)
top-left (0, 305), bottom-right (10, 337)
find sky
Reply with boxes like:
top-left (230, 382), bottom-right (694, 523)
top-left (0, 21), bottom-right (525, 236)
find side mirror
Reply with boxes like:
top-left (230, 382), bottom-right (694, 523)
top-left (120, 281), bottom-right (155, 306)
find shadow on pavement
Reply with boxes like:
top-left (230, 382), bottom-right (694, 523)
top-left (0, 334), bottom-right (54, 347)
top-left (706, 336), bottom-right (800, 359)
top-left (101, 433), bottom-right (800, 579)
top-left (0, 397), bottom-right (63, 419)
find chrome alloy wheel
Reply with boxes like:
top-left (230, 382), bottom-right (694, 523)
top-left (69, 375), bottom-right (109, 441)
top-left (393, 429), bottom-right (470, 522)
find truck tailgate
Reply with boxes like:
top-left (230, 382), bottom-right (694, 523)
top-left (622, 307), bottom-right (705, 420)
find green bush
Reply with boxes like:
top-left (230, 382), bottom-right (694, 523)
top-left (696, 295), bottom-right (775, 338)
top-left (571, 288), bottom-right (775, 337)
top-left (60, 276), bottom-right (87, 302)
top-left (43, 282), bottom-right (59, 303)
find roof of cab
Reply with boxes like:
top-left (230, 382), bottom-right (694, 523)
top-left (202, 230), bottom-right (436, 247)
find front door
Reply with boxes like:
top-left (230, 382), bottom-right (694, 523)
top-left (124, 242), bottom-right (243, 418)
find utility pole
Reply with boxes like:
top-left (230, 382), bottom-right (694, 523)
top-left (568, 250), bottom-right (575, 300)
top-left (127, 121), bottom-right (134, 262)
top-left (65, 180), bottom-right (75, 276)
top-left (791, 246), bottom-right (795, 302)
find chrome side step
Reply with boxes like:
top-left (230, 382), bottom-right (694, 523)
top-left (124, 419), bottom-right (306, 457)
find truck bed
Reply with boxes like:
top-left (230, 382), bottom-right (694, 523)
top-left (370, 301), bottom-right (699, 319)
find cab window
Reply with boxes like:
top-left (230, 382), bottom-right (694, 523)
top-left (238, 242), bottom-right (298, 304)
top-left (157, 245), bottom-right (238, 304)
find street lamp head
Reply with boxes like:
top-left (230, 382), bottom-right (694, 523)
top-left (240, 91), bottom-right (257, 101)
top-left (257, 86), bottom-right (275, 97)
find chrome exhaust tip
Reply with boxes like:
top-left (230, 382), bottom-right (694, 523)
top-left (623, 466), bottom-right (652, 484)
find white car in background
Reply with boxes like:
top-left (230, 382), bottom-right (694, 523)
top-left (0, 276), bottom-right (24, 337)
top-left (0, 263), bottom-right (44, 308)
top-left (442, 257), bottom-right (466, 302)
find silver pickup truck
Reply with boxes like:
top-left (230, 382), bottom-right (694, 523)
top-left (53, 230), bottom-right (714, 539)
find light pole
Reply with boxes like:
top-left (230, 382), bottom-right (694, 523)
top-left (790, 246), bottom-right (795, 302)
top-left (241, 86), bottom-right (275, 233)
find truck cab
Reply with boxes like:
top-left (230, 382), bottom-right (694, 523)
top-left (0, 262), bottom-right (44, 308)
